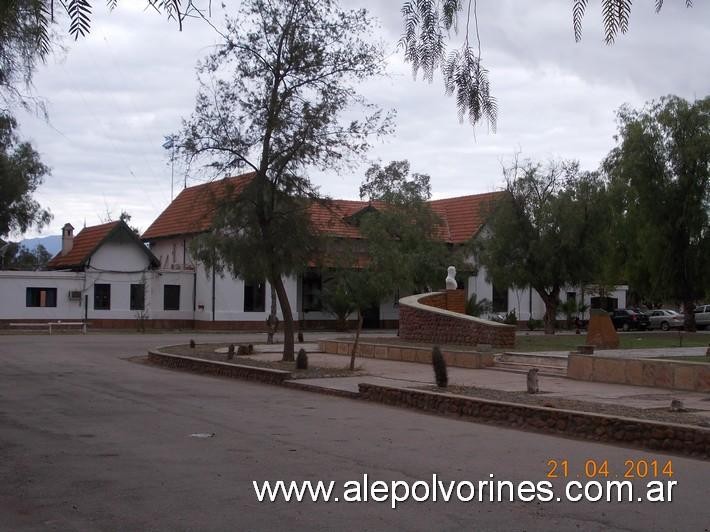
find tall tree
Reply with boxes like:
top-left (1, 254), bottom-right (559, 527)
top-left (0, 241), bottom-right (51, 269)
top-left (179, 0), bottom-right (390, 361)
top-left (322, 160), bottom-right (455, 368)
top-left (474, 158), bottom-right (612, 334)
top-left (0, 113), bottom-right (51, 237)
top-left (399, 0), bottom-right (693, 129)
top-left (604, 96), bottom-right (710, 330)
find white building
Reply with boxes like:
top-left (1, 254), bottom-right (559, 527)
top-left (0, 174), bottom-right (627, 330)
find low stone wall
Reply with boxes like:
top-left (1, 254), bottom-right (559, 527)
top-left (148, 349), bottom-right (291, 384)
top-left (359, 383), bottom-right (710, 459)
top-left (399, 293), bottom-right (515, 348)
top-left (568, 354), bottom-right (710, 392)
top-left (318, 340), bottom-right (495, 369)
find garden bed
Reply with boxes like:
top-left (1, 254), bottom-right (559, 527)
top-left (159, 344), bottom-right (366, 380)
top-left (420, 385), bottom-right (710, 428)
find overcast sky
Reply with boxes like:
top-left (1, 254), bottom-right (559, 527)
top-left (16, 0), bottom-right (710, 238)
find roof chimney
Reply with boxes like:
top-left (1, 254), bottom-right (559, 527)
top-left (61, 223), bottom-right (75, 256)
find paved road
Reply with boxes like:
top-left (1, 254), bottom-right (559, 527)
top-left (1, 333), bottom-right (709, 531)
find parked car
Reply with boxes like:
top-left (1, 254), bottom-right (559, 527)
top-left (609, 308), bottom-right (650, 331)
top-left (647, 309), bottom-right (684, 331)
top-left (694, 304), bottom-right (710, 329)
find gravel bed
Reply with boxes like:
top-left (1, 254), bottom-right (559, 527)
top-left (421, 385), bottom-right (710, 428)
top-left (161, 344), bottom-right (366, 380)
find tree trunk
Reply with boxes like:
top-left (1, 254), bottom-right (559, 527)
top-left (349, 309), bottom-right (364, 371)
top-left (272, 275), bottom-right (295, 361)
top-left (683, 299), bottom-right (697, 332)
top-left (267, 285), bottom-right (278, 344)
top-left (538, 287), bottom-right (560, 335)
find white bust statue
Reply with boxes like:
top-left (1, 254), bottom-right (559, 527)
top-left (445, 266), bottom-right (457, 290)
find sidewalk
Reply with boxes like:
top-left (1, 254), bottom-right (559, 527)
top-left (250, 345), bottom-right (710, 420)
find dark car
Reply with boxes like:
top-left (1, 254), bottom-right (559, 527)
top-left (609, 308), bottom-right (650, 331)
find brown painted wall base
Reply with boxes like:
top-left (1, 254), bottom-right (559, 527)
top-left (568, 354), bottom-right (710, 392)
top-left (359, 383), bottom-right (710, 459)
top-left (0, 318), bottom-right (396, 332)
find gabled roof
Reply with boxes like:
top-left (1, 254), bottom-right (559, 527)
top-left (141, 172), bottom-right (505, 245)
top-left (47, 220), bottom-right (159, 270)
top-left (429, 191), bottom-right (504, 243)
top-left (141, 174), bottom-right (254, 241)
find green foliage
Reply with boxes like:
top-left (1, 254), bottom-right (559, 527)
top-left (465, 293), bottom-right (491, 317)
top-left (431, 345), bottom-right (448, 388)
top-left (320, 274), bottom-right (356, 331)
top-left (604, 95), bottom-right (710, 328)
top-left (0, 113), bottom-right (51, 237)
top-left (0, 242), bottom-right (51, 269)
top-left (399, 0), bottom-right (692, 128)
top-left (527, 317), bottom-right (542, 331)
top-left (360, 160), bottom-right (431, 203)
top-left (474, 158), bottom-right (612, 334)
top-left (572, 0), bottom-right (692, 44)
top-left (400, 0), bottom-right (496, 129)
top-left (0, 0), bottom-right (51, 101)
top-left (355, 160), bottom-right (456, 297)
top-left (181, 0), bottom-right (388, 361)
top-left (503, 310), bottom-right (518, 326)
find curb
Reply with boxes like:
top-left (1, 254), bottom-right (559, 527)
top-left (358, 383), bottom-right (710, 460)
top-left (145, 346), bottom-right (710, 460)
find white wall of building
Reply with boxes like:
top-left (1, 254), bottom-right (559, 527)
top-left (88, 241), bottom-right (151, 272)
top-left (0, 271), bottom-right (85, 320)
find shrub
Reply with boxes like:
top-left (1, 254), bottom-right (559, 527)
top-left (296, 348), bottom-right (308, 370)
top-left (236, 345), bottom-right (248, 356)
top-left (465, 294), bottom-right (492, 317)
top-left (431, 346), bottom-right (448, 388)
top-left (503, 310), bottom-right (518, 326)
top-left (527, 317), bottom-right (542, 331)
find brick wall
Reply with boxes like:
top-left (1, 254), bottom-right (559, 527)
top-left (359, 384), bottom-right (710, 458)
top-left (399, 293), bottom-right (515, 348)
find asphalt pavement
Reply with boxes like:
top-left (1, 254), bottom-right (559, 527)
top-left (1, 332), bottom-right (709, 531)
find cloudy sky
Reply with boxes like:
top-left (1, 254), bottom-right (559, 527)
top-left (17, 0), bottom-right (710, 238)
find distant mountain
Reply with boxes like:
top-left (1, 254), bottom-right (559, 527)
top-left (20, 235), bottom-right (61, 255)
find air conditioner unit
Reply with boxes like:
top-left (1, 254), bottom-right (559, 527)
top-left (68, 290), bottom-right (82, 301)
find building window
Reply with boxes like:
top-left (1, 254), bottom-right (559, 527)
top-left (164, 285), bottom-right (180, 311)
top-left (130, 284), bottom-right (145, 311)
top-left (94, 284), bottom-right (111, 310)
top-left (244, 280), bottom-right (265, 312)
top-left (26, 287), bottom-right (57, 308)
top-left (566, 291), bottom-right (577, 303)
top-left (492, 283), bottom-right (508, 313)
top-left (301, 272), bottom-right (322, 312)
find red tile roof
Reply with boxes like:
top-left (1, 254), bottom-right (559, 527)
top-left (141, 174), bottom-right (254, 240)
top-left (141, 172), bottom-right (504, 244)
top-left (429, 191), bottom-right (504, 243)
top-left (47, 221), bottom-right (120, 269)
top-left (48, 221), bottom-right (159, 270)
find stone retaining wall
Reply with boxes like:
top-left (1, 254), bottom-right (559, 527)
top-left (568, 354), bottom-right (710, 392)
top-left (148, 349), bottom-right (291, 384)
top-left (359, 383), bottom-right (710, 459)
top-left (399, 292), bottom-right (515, 348)
top-left (318, 340), bottom-right (494, 369)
